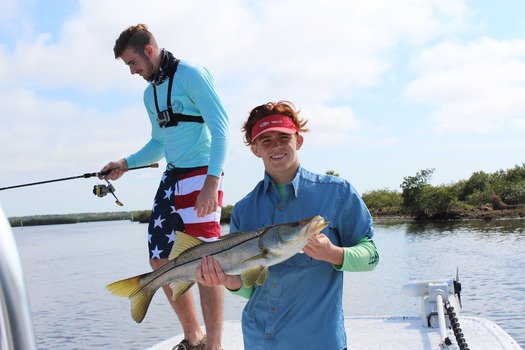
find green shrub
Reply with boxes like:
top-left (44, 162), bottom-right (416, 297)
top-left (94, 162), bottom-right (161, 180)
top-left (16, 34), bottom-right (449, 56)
top-left (461, 171), bottom-right (490, 200)
top-left (221, 205), bottom-right (233, 223)
top-left (464, 190), bottom-right (493, 206)
top-left (132, 210), bottom-right (152, 223)
top-left (362, 189), bottom-right (402, 212)
top-left (501, 180), bottom-right (525, 205)
top-left (504, 163), bottom-right (525, 182)
top-left (419, 185), bottom-right (459, 217)
top-left (400, 168), bottom-right (435, 215)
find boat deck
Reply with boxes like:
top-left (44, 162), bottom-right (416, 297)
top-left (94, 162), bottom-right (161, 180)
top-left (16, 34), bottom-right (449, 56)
top-left (147, 315), bottom-right (522, 350)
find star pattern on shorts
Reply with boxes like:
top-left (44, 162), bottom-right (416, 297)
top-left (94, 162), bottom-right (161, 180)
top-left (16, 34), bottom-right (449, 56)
top-left (166, 230), bottom-right (176, 244)
top-left (164, 186), bottom-right (173, 200)
top-left (151, 245), bottom-right (163, 259)
top-left (161, 172), bottom-right (167, 183)
top-left (153, 215), bottom-right (165, 229)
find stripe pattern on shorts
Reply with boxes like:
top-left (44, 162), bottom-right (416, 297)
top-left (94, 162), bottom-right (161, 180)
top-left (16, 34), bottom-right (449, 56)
top-left (147, 166), bottom-right (224, 259)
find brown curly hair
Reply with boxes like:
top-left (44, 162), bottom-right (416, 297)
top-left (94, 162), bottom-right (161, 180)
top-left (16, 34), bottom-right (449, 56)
top-left (242, 101), bottom-right (309, 145)
top-left (113, 23), bottom-right (159, 59)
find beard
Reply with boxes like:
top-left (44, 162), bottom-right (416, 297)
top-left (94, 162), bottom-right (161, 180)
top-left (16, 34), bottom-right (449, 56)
top-left (143, 60), bottom-right (157, 81)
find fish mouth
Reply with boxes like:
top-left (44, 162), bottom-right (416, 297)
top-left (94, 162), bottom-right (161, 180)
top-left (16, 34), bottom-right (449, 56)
top-left (311, 216), bottom-right (329, 234)
top-left (276, 216), bottom-right (329, 244)
top-left (302, 216), bottom-right (329, 239)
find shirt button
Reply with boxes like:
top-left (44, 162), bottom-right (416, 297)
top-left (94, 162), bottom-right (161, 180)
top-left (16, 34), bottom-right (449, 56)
top-left (271, 307), bottom-right (276, 313)
top-left (277, 205), bottom-right (282, 211)
top-left (266, 333), bottom-right (273, 339)
top-left (272, 283), bottom-right (277, 288)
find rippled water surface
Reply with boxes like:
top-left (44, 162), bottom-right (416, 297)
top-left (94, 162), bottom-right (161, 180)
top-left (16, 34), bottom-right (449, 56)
top-left (13, 219), bottom-right (525, 349)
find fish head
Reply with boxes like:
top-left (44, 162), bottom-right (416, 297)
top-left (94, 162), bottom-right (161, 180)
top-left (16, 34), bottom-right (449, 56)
top-left (260, 215), bottom-right (329, 255)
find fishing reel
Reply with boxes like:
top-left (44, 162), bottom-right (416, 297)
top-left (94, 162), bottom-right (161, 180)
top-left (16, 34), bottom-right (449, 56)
top-left (93, 182), bottom-right (115, 197)
top-left (93, 179), bottom-right (123, 206)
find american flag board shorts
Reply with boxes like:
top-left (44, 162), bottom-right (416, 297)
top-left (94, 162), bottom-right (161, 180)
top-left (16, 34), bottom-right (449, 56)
top-left (147, 166), bottom-right (224, 259)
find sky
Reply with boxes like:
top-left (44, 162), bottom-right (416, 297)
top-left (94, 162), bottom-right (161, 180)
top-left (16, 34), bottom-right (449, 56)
top-left (1, 0), bottom-right (524, 218)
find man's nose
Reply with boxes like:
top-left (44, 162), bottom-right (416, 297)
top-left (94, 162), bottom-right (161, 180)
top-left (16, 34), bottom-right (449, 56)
top-left (271, 139), bottom-right (283, 148)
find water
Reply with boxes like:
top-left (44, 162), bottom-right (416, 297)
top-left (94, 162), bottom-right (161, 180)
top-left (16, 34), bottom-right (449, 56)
top-left (12, 219), bottom-right (525, 349)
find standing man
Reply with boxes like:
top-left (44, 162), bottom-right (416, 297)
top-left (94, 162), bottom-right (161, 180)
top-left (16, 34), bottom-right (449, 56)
top-left (101, 24), bottom-right (229, 350)
top-left (197, 101), bottom-right (378, 349)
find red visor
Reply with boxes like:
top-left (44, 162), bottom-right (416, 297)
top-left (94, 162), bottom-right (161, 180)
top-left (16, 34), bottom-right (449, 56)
top-left (250, 115), bottom-right (298, 142)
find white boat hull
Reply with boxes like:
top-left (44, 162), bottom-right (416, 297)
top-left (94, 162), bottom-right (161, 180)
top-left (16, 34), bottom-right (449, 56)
top-left (146, 315), bottom-right (522, 350)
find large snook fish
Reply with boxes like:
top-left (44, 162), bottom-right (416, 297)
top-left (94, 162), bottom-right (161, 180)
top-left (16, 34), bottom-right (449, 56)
top-left (106, 215), bottom-right (328, 323)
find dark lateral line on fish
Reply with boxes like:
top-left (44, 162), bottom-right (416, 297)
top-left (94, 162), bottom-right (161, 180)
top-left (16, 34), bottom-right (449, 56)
top-left (141, 232), bottom-right (270, 290)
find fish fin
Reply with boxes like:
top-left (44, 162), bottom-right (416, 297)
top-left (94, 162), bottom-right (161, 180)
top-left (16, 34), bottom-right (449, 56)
top-left (168, 231), bottom-right (205, 260)
top-left (241, 266), bottom-right (268, 288)
top-left (106, 275), bottom-right (154, 323)
top-left (255, 267), bottom-right (269, 285)
top-left (169, 281), bottom-right (196, 301)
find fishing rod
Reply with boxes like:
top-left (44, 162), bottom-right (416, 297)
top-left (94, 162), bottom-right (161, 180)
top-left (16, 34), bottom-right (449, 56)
top-left (0, 163), bottom-right (159, 206)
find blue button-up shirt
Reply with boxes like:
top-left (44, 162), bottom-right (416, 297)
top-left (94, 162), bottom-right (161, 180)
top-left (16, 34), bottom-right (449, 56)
top-left (230, 166), bottom-right (375, 350)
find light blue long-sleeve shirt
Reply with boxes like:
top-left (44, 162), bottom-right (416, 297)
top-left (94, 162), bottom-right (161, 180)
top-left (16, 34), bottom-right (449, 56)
top-left (230, 166), bottom-right (378, 350)
top-left (125, 60), bottom-right (230, 177)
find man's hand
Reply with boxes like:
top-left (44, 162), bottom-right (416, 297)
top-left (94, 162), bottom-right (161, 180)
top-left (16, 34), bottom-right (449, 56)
top-left (302, 233), bottom-right (344, 266)
top-left (196, 256), bottom-right (243, 291)
top-left (195, 175), bottom-right (220, 217)
top-left (99, 159), bottom-right (128, 180)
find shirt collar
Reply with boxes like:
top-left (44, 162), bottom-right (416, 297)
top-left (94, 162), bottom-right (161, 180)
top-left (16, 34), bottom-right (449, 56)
top-left (262, 166), bottom-right (303, 198)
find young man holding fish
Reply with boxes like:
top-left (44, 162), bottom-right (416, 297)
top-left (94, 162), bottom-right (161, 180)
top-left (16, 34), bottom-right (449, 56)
top-left (101, 24), bottom-right (229, 350)
top-left (197, 101), bottom-right (379, 349)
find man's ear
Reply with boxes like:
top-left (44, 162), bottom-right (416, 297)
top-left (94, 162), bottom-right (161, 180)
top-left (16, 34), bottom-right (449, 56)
top-left (250, 144), bottom-right (262, 158)
top-left (295, 133), bottom-right (304, 150)
top-left (144, 44), bottom-right (155, 59)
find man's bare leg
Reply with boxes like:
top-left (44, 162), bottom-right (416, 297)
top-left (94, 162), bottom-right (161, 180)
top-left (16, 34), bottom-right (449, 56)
top-left (199, 283), bottom-right (224, 350)
top-left (151, 258), bottom-right (205, 346)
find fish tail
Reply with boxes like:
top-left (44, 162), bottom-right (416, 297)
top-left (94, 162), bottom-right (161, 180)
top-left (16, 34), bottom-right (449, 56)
top-left (106, 275), bottom-right (154, 323)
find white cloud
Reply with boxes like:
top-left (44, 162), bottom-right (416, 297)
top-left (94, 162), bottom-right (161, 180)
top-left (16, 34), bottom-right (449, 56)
top-left (405, 37), bottom-right (525, 133)
top-left (2, 0), bottom-right (525, 216)
top-left (0, 87), bottom-right (147, 181)
top-left (303, 104), bottom-right (360, 145)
